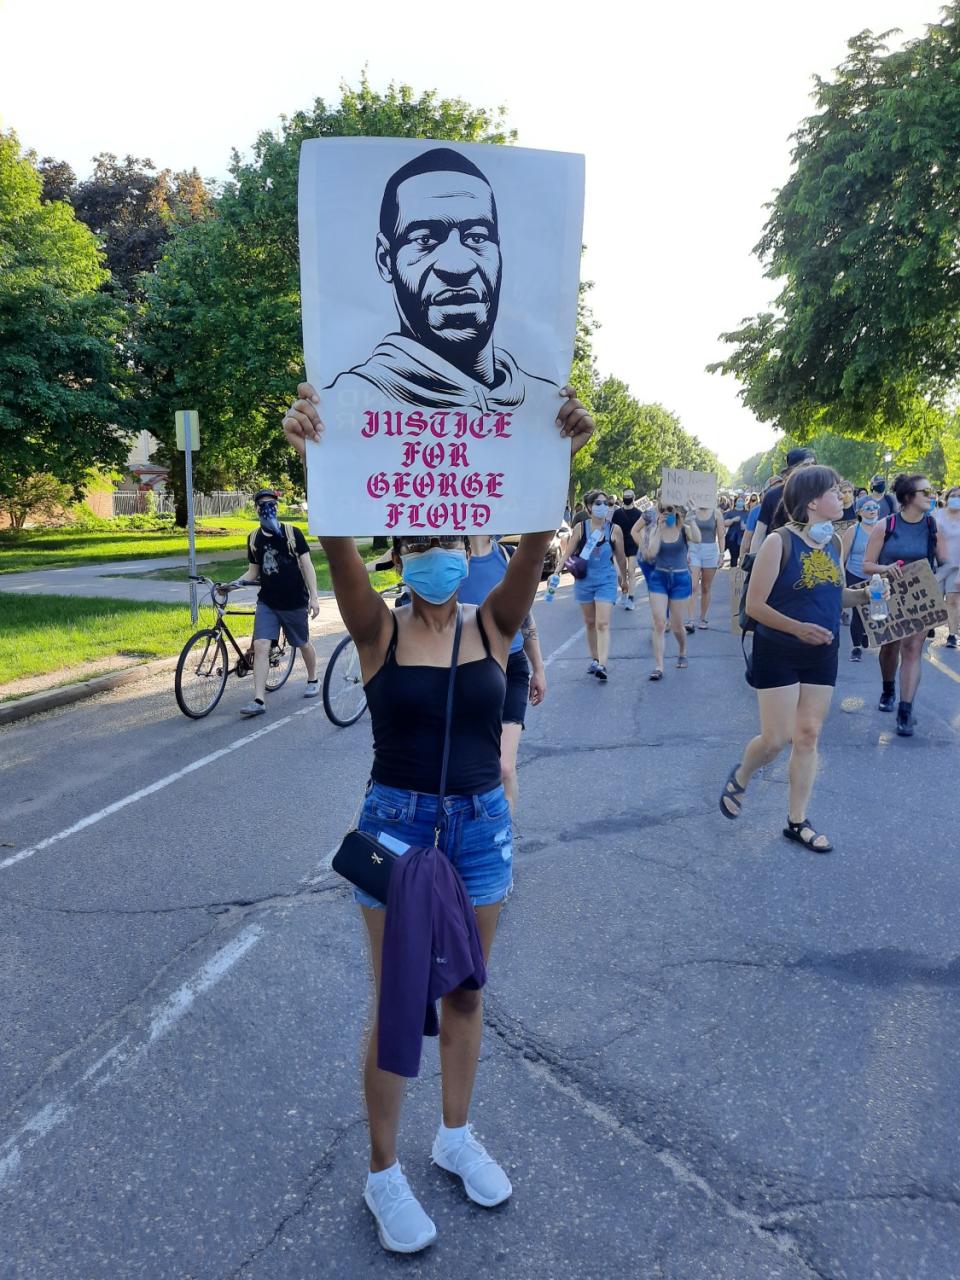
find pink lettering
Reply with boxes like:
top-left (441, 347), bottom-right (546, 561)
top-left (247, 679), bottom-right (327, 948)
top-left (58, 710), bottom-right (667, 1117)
top-left (429, 412), bottom-right (449, 438)
top-left (408, 503), bottom-right (425, 528)
top-left (439, 473), bottom-right (459, 497)
top-left (462, 471), bottom-right (484, 499)
top-left (426, 503), bottom-right (448, 530)
top-left (470, 503), bottom-right (492, 527)
top-left (391, 471), bottom-right (411, 498)
top-left (385, 503), bottom-right (404, 530)
top-left (412, 472), bottom-right (435, 498)
top-left (366, 471), bottom-right (389, 499)
top-left (400, 441), bottom-right (421, 468)
top-left (453, 413), bottom-right (469, 439)
top-left (492, 413), bottom-right (513, 438)
top-left (423, 443), bottom-right (445, 470)
top-left (405, 410), bottom-right (428, 437)
top-left (362, 411), bottom-right (380, 439)
top-left (485, 472), bottom-right (505, 498)
top-left (449, 443), bottom-right (469, 468)
top-left (468, 413), bottom-right (491, 439)
top-left (385, 411), bottom-right (403, 437)
top-left (450, 502), bottom-right (467, 530)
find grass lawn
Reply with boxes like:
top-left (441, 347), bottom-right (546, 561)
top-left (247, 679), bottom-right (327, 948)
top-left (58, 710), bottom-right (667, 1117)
top-left (0, 517), bottom-right (313, 575)
top-left (0, 594), bottom-right (197, 686)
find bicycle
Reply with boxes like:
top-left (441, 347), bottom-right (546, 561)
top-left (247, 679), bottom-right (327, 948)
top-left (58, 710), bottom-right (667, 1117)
top-left (322, 580), bottom-right (407, 727)
top-left (174, 577), bottom-right (297, 719)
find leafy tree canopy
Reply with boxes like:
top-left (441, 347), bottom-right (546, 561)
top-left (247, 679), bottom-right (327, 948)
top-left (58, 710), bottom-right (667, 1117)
top-left (0, 131), bottom-right (130, 505)
top-left (711, 8), bottom-right (960, 452)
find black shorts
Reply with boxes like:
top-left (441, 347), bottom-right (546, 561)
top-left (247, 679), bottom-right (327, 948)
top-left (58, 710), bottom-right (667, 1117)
top-left (503, 649), bottom-right (530, 726)
top-left (751, 629), bottom-right (839, 690)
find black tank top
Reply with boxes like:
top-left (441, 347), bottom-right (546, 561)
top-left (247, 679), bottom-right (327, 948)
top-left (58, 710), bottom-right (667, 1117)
top-left (365, 609), bottom-right (506, 795)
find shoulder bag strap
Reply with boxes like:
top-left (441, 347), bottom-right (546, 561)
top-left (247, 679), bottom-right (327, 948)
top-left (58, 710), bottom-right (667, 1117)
top-left (434, 606), bottom-right (463, 848)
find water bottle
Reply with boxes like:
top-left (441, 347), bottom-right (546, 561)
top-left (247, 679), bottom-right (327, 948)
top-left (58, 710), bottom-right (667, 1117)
top-left (544, 572), bottom-right (561, 603)
top-left (868, 573), bottom-right (888, 621)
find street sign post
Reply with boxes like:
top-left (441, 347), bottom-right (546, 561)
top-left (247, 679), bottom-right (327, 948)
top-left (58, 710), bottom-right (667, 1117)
top-left (175, 410), bottom-right (201, 623)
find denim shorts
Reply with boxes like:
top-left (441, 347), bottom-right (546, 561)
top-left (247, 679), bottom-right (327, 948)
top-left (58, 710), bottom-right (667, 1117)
top-left (573, 570), bottom-right (619, 605)
top-left (647, 568), bottom-right (693, 601)
top-left (354, 781), bottom-right (514, 910)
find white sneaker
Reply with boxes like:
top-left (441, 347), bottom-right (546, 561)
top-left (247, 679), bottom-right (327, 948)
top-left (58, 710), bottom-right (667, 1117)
top-left (363, 1163), bottom-right (437, 1254)
top-left (432, 1124), bottom-right (512, 1207)
top-left (303, 680), bottom-right (320, 698)
top-left (624, 597), bottom-right (635, 611)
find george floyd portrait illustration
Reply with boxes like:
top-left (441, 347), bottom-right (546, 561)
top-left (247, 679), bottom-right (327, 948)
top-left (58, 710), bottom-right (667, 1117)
top-left (298, 138), bottom-right (584, 535)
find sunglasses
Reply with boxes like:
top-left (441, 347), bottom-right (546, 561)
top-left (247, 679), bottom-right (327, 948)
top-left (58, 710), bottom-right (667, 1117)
top-left (915, 488), bottom-right (933, 497)
top-left (396, 536), bottom-right (465, 553)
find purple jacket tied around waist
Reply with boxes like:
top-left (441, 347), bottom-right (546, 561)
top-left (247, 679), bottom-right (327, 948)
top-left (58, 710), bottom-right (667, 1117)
top-left (378, 843), bottom-right (487, 1078)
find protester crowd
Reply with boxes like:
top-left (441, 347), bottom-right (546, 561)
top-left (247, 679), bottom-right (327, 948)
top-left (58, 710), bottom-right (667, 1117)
top-left (274, 386), bottom-right (959, 1256)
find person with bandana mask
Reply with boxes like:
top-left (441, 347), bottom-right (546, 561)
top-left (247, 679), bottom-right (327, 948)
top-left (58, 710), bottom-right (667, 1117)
top-left (230, 488), bottom-right (321, 716)
top-left (840, 494), bottom-right (881, 660)
top-left (281, 380), bottom-right (594, 1256)
top-left (719, 466), bottom-right (886, 853)
top-left (566, 490), bottom-right (626, 681)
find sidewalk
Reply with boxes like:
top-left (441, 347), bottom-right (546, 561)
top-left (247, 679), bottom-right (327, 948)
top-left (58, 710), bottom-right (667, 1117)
top-left (0, 551), bottom-right (241, 604)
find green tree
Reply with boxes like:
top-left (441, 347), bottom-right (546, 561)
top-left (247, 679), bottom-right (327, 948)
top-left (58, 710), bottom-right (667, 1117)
top-left (137, 76), bottom-right (515, 525)
top-left (0, 132), bottom-right (129, 506)
top-left (710, 9), bottom-right (960, 450)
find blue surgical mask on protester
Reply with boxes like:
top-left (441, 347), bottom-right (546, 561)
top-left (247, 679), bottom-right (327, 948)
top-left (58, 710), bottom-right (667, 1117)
top-left (591, 503), bottom-right (609, 518)
top-left (929, 496), bottom-right (939, 512)
top-left (664, 513), bottom-right (677, 527)
top-left (948, 496), bottom-right (960, 511)
top-left (258, 501), bottom-right (281, 535)
top-left (400, 547), bottom-right (469, 605)
top-left (735, 500), bottom-right (745, 510)
top-left (808, 520), bottom-right (835, 545)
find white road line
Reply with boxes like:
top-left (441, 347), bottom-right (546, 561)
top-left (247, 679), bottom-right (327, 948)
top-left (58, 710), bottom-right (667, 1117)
top-left (0, 925), bottom-right (263, 1189)
top-left (0, 705), bottom-right (323, 873)
top-left (542, 625), bottom-right (586, 669)
top-left (926, 649), bottom-right (960, 686)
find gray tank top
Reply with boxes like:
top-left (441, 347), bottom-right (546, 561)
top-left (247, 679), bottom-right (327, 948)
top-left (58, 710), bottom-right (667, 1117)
top-left (696, 513), bottom-right (717, 540)
top-left (879, 514), bottom-right (933, 567)
top-left (655, 531), bottom-right (689, 571)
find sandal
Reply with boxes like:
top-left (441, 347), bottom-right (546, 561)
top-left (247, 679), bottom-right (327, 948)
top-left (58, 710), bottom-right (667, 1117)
top-left (719, 763), bottom-right (746, 819)
top-left (649, 669), bottom-right (664, 681)
top-left (698, 620), bottom-right (709, 630)
top-left (783, 819), bottom-right (833, 854)
top-left (683, 622), bottom-right (695, 635)
top-left (676, 656), bottom-right (688, 669)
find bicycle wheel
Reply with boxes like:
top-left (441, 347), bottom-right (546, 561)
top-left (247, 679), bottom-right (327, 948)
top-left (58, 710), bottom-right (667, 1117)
top-left (265, 629), bottom-right (297, 692)
top-left (322, 635), bottom-right (367, 727)
top-left (175, 629), bottom-right (229, 719)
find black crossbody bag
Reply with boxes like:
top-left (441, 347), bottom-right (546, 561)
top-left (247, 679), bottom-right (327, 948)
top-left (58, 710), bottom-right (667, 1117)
top-left (331, 608), bottom-right (463, 904)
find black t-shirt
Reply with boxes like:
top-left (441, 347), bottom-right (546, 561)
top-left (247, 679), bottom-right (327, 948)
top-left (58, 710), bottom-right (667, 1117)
top-left (249, 525), bottom-right (310, 610)
top-left (612, 504), bottom-right (641, 555)
top-left (758, 482), bottom-right (786, 532)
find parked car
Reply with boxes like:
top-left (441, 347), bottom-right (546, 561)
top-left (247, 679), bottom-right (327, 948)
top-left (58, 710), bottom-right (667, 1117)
top-left (499, 523), bottom-right (572, 578)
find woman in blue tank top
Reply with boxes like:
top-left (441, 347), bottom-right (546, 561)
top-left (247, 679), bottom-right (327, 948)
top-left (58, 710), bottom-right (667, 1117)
top-left (282, 380), bottom-right (595, 1255)
top-left (718, 466), bottom-right (881, 854)
top-left (840, 494), bottom-right (881, 660)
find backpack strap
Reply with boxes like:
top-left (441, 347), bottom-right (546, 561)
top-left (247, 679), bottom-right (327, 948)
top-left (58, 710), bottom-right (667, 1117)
top-left (882, 514), bottom-right (897, 543)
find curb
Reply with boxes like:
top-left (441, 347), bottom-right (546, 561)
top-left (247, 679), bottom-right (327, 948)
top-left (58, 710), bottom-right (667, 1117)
top-left (0, 656), bottom-right (180, 727)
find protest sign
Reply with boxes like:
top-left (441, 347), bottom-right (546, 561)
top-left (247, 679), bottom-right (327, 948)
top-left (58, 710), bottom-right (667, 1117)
top-left (660, 468), bottom-right (718, 511)
top-left (637, 495), bottom-right (653, 512)
top-left (856, 559), bottom-right (947, 647)
top-left (729, 567), bottom-right (745, 634)
top-left (298, 138), bottom-right (585, 535)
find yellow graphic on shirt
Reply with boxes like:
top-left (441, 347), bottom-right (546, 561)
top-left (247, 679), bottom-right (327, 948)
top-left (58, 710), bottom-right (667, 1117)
top-left (794, 548), bottom-right (842, 591)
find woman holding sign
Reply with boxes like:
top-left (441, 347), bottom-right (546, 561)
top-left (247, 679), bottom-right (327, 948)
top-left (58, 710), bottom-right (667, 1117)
top-left (718, 466), bottom-right (884, 852)
top-left (283, 382), bottom-right (593, 1255)
top-left (861, 473), bottom-right (947, 736)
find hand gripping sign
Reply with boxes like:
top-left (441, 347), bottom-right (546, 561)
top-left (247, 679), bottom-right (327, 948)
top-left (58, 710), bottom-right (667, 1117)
top-left (298, 138), bottom-right (585, 536)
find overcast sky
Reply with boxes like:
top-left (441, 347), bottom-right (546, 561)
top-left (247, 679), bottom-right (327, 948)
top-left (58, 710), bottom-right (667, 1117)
top-left (1, 0), bottom-right (932, 469)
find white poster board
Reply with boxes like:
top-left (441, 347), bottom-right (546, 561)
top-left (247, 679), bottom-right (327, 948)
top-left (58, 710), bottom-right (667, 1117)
top-left (299, 138), bottom-right (585, 535)
top-left (660, 468), bottom-right (718, 511)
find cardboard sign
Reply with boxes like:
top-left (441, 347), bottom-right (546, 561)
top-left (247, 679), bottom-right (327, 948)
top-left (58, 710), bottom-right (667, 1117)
top-left (660, 468), bottom-right (718, 512)
top-left (729, 567), bottom-right (744, 634)
top-left (637, 495), bottom-right (653, 512)
top-left (856, 559), bottom-right (947, 647)
top-left (299, 138), bottom-right (585, 535)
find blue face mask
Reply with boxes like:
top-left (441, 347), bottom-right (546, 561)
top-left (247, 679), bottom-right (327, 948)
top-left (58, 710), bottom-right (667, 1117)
top-left (929, 497), bottom-right (939, 512)
top-left (735, 501), bottom-right (745, 510)
top-left (948, 497), bottom-right (960, 511)
top-left (258, 502), bottom-right (281, 535)
top-left (400, 547), bottom-right (469, 605)
top-left (808, 520), bottom-right (834, 545)
top-left (592, 503), bottom-right (609, 518)
top-left (664, 513), bottom-right (677, 527)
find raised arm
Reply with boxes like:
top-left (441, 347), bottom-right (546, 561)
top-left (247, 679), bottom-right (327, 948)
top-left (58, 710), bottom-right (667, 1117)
top-left (281, 383), bottom-right (390, 648)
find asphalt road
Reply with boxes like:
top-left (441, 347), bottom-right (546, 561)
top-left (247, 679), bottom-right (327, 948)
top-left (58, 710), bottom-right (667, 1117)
top-left (2, 572), bottom-right (959, 1280)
